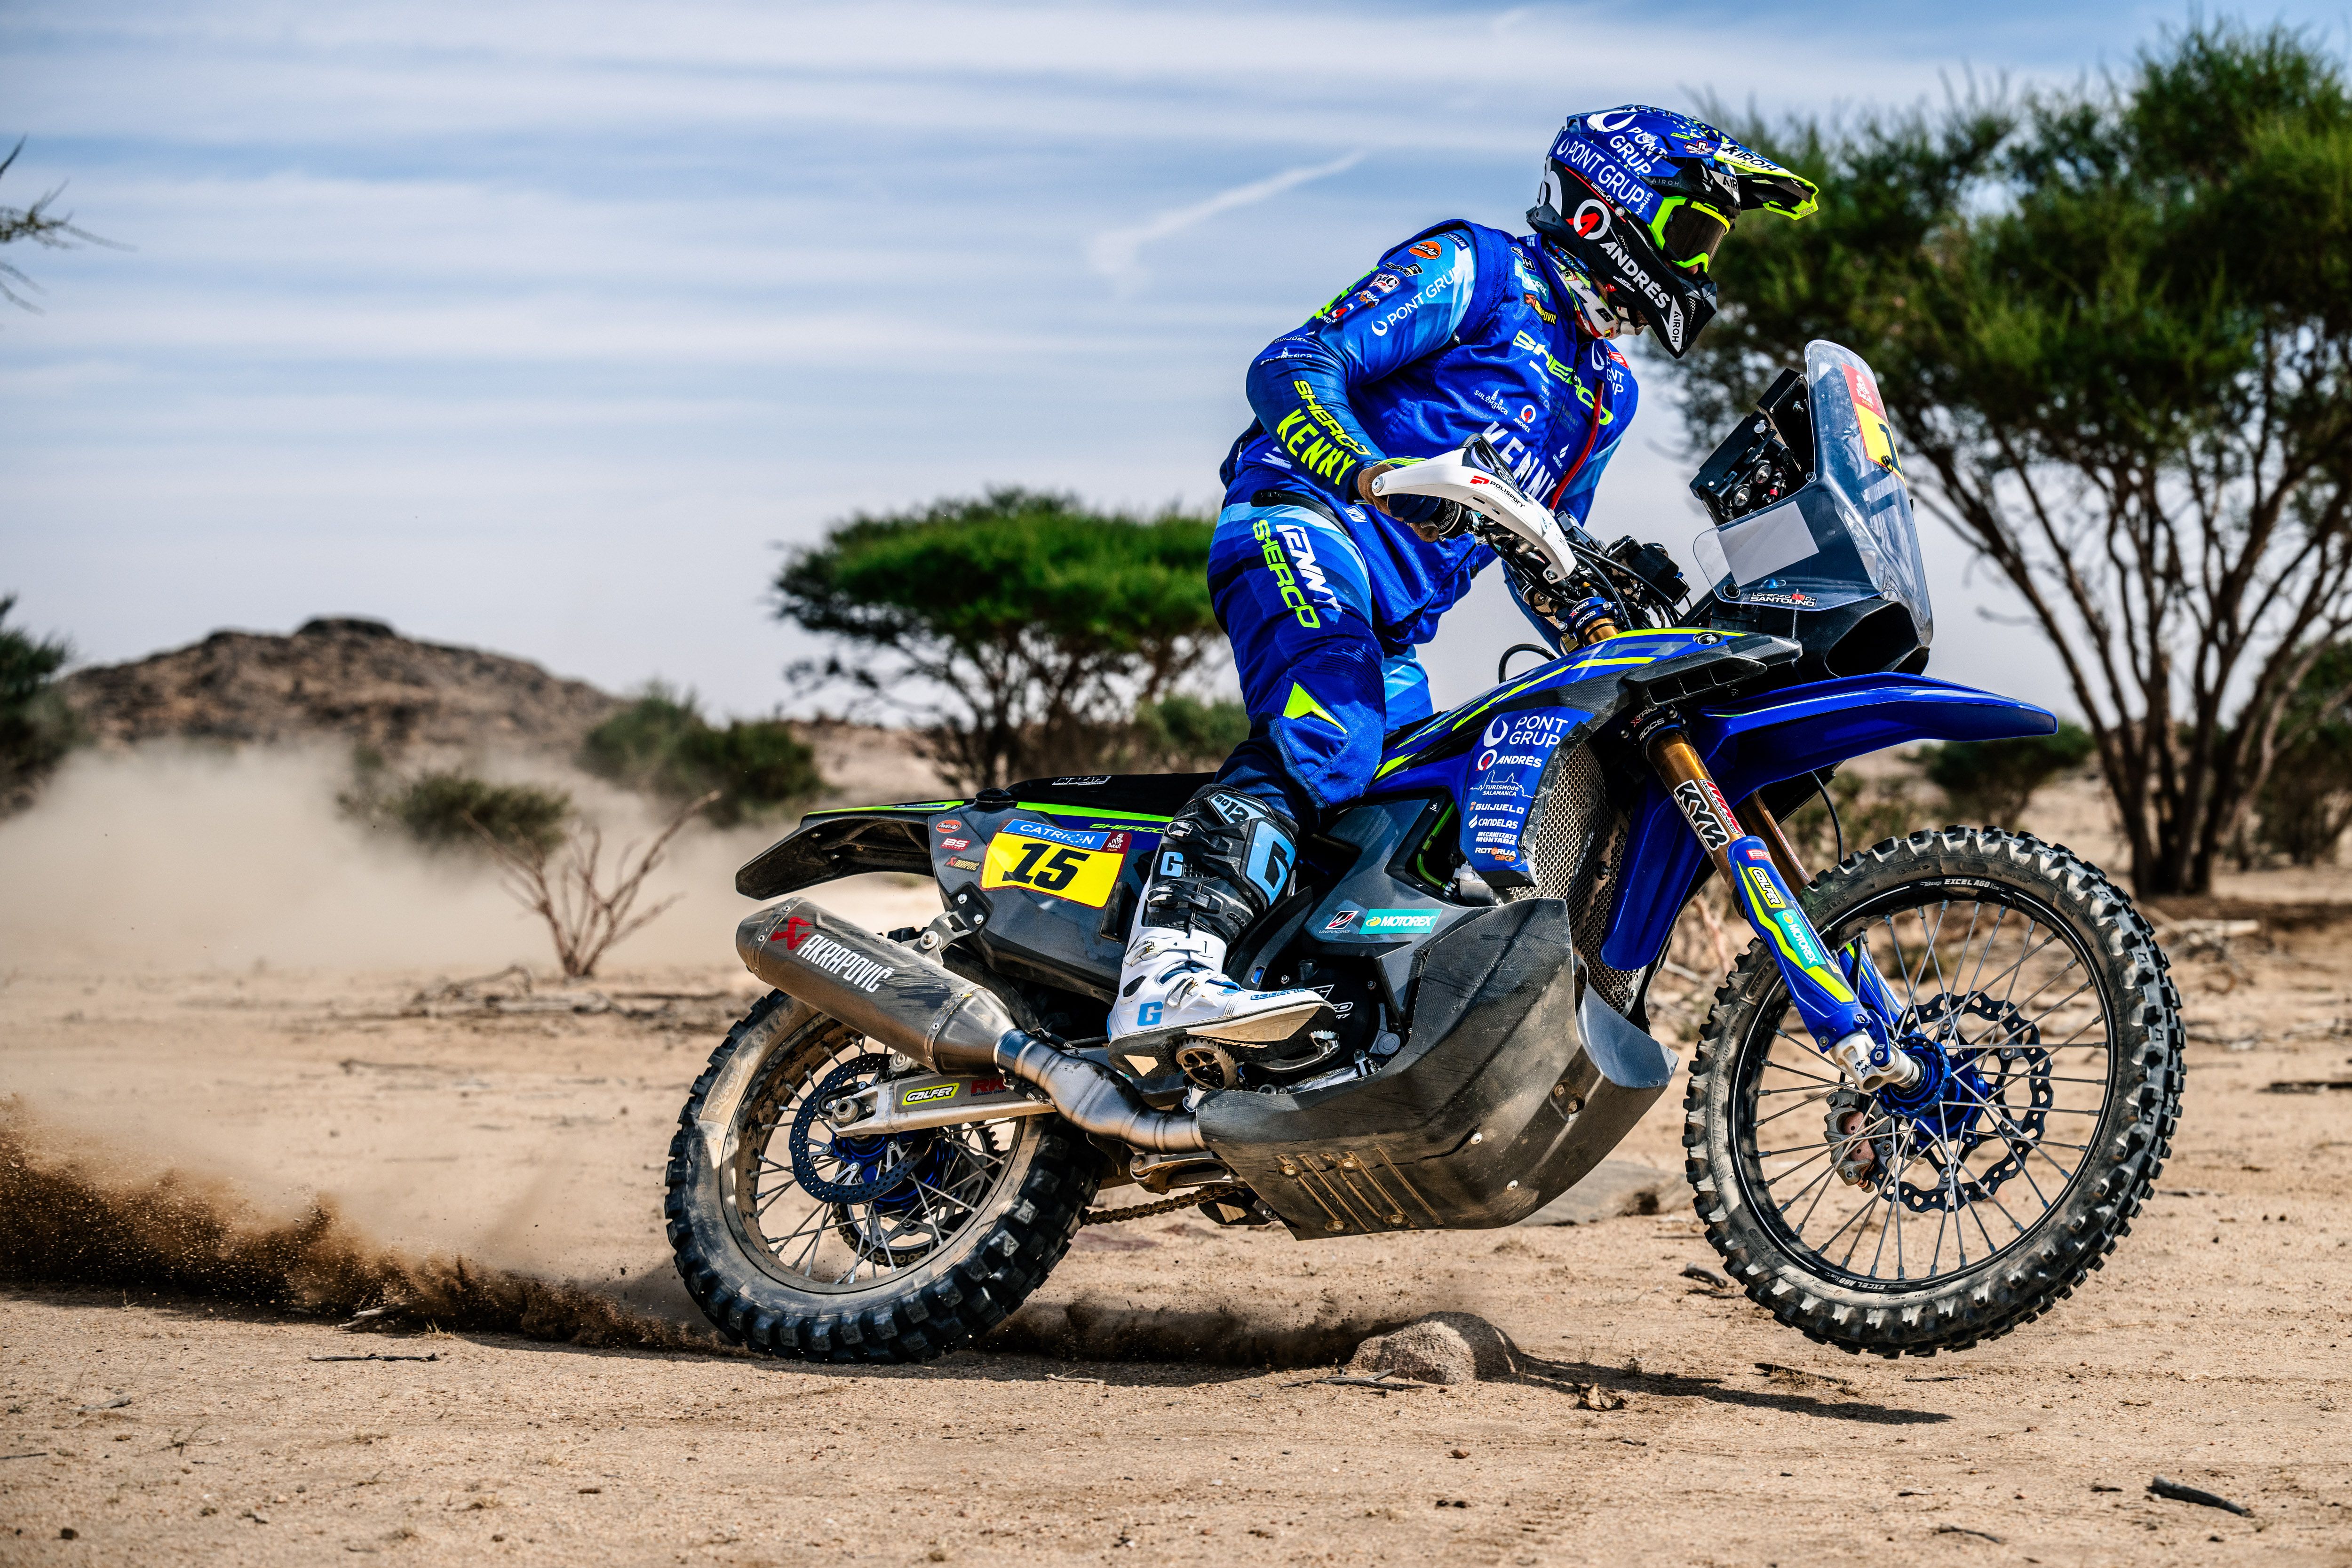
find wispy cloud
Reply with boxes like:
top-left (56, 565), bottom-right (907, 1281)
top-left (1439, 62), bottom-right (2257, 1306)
top-left (1086, 150), bottom-right (1367, 293)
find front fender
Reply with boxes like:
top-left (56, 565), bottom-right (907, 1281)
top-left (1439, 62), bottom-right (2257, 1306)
top-left (1599, 676), bottom-right (2055, 971)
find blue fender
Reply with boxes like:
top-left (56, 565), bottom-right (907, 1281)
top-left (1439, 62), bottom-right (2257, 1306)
top-left (1599, 675), bottom-right (2056, 971)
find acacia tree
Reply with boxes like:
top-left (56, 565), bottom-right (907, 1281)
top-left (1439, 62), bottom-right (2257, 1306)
top-left (0, 140), bottom-right (114, 311)
top-left (774, 489), bottom-right (1222, 790)
top-left (1677, 22), bottom-right (2352, 895)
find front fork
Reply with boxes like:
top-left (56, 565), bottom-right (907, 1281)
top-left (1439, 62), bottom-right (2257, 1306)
top-left (1645, 725), bottom-right (1921, 1094)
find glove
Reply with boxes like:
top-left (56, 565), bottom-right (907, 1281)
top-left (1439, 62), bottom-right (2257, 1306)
top-left (1358, 459), bottom-right (1448, 528)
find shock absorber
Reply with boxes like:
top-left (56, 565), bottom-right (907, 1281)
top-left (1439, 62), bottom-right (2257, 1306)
top-left (1643, 721), bottom-right (1920, 1094)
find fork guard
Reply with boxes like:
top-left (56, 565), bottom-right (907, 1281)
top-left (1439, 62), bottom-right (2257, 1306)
top-left (1198, 899), bottom-right (1678, 1238)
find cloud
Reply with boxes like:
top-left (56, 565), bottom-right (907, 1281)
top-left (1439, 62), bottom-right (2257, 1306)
top-left (1086, 150), bottom-right (1367, 293)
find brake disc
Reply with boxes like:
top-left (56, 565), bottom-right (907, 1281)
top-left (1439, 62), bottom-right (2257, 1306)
top-left (787, 1053), bottom-right (932, 1204)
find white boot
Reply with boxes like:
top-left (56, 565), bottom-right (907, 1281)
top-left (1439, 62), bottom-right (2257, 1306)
top-left (1108, 927), bottom-right (1327, 1045)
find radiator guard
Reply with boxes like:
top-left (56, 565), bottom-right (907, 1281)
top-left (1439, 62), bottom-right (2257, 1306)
top-left (1197, 899), bottom-right (1678, 1238)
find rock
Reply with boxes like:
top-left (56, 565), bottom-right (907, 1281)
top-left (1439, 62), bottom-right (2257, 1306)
top-left (1346, 1312), bottom-right (1519, 1386)
top-left (60, 620), bottom-right (623, 760)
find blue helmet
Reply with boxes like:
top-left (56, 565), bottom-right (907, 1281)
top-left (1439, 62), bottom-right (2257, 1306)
top-left (1529, 105), bottom-right (1818, 358)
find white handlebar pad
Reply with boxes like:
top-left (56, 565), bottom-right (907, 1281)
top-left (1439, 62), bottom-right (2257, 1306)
top-left (1369, 447), bottom-right (1579, 588)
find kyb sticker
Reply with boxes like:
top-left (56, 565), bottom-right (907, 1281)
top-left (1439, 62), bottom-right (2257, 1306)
top-left (1671, 778), bottom-right (1738, 852)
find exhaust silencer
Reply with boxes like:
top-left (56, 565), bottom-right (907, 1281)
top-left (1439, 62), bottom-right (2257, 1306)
top-left (736, 896), bottom-right (1206, 1154)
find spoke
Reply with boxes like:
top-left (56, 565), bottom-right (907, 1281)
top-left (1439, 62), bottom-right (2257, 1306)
top-left (1869, 1143), bottom-right (1911, 1280)
top-left (1753, 1096), bottom-right (1833, 1132)
top-left (1812, 1179), bottom-right (1879, 1265)
top-left (1760, 1057), bottom-right (1843, 1089)
top-left (1787, 1162), bottom-right (1841, 1234)
top-left (1761, 1146), bottom-right (1837, 1185)
top-left (1960, 903), bottom-right (2010, 1002)
top-left (1922, 900), bottom-right (1953, 1003)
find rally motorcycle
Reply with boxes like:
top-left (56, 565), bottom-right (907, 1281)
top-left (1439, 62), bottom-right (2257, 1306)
top-left (666, 342), bottom-right (2184, 1361)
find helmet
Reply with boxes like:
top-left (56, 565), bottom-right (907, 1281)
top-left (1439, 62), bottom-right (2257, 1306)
top-left (1530, 105), bottom-right (1817, 358)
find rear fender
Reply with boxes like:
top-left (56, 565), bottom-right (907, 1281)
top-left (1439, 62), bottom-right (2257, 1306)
top-left (735, 805), bottom-right (960, 899)
top-left (1598, 676), bottom-right (2055, 971)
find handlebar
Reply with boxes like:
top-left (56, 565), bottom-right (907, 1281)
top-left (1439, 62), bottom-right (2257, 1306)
top-left (1369, 437), bottom-right (1680, 636)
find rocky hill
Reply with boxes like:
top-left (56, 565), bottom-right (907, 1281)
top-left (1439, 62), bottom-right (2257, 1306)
top-left (62, 618), bottom-right (624, 759)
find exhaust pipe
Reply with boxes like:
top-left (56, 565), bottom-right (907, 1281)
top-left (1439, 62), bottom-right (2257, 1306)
top-left (736, 896), bottom-right (1207, 1154)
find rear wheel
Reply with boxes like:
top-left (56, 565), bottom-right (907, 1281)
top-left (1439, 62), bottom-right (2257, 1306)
top-left (665, 991), bottom-right (1099, 1362)
top-left (1685, 828), bottom-right (2184, 1356)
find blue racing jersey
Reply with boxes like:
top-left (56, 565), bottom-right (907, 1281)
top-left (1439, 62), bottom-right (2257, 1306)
top-left (1220, 220), bottom-right (1637, 651)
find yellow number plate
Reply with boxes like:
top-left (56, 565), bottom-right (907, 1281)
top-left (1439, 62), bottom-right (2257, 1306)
top-left (979, 823), bottom-right (1129, 909)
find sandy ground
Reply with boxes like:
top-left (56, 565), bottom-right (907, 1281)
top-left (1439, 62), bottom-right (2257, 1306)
top-left (4, 857), bottom-right (2351, 1568)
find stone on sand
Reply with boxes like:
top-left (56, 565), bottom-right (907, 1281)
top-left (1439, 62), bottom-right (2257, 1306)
top-left (1346, 1312), bottom-right (1518, 1386)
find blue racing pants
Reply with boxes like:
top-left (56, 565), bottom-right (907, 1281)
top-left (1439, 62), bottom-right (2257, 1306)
top-left (1205, 495), bottom-right (1434, 828)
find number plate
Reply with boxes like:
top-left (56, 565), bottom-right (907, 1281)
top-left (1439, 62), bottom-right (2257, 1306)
top-left (979, 820), bottom-right (1130, 908)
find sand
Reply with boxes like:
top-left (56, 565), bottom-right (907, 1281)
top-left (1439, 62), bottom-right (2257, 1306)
top-left (2, 775), bottom-right (2350, 1564)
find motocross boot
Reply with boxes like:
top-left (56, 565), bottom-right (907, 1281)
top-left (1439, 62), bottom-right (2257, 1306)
top-left (1108, 787), bottom-right (1327, 1047)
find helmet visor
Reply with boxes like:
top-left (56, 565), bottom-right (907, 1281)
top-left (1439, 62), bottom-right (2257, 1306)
top-left (1655, 199), bottom-right (1732, 272)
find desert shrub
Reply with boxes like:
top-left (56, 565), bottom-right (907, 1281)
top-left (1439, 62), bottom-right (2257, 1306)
top-left (581, 686), bottom-right (819, 828)
top-left (373, 771), bottom-right (574, 860)
top-left (1126, 694), bottom-right (1249, 772)
top-left (1918, 723), bottom-right (2096, 825)
top-left (1782, 772), bottom-right (1931, 867)
top-left (0, 595), bottom-right (77, 812)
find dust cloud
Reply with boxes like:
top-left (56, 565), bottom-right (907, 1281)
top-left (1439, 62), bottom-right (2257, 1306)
top-left (0, 1099), bottom-right (726, 1353)
top-left (0, 744), bottom-right (937, 971)
top-left (986, 1296), bottom-right (1409, 1370)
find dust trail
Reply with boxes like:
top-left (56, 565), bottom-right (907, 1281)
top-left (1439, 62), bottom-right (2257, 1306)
top-left (986, 1295), bottom-right (1409, 1369)
top-left (0, 743), bottom-right (940, 971)
top-left (0, 1101), bottom-right (728, 1354)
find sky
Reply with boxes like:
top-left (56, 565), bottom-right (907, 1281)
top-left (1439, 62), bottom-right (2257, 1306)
top-left (5, 0), bottom-right (2347, 722)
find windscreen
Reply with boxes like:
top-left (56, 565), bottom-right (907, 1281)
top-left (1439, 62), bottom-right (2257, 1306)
top-left (1691, 341), bottom-right (1933, 644)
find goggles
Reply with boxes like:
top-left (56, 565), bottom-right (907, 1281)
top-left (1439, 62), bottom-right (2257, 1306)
top-left (1653, 197), bottom-right (1732, 273)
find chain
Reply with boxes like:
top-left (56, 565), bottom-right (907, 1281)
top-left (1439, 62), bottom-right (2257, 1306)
top-left (1078, 1184), bottom-right (1247, 1227)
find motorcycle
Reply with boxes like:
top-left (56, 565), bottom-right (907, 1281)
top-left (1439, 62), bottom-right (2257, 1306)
top-left (665, 341), bottom-right (2184, 1362)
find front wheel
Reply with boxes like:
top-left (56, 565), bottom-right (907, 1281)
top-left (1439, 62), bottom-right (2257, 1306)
top-left (665, 991), bottom-right (1100, 1362)
top-left (1685, 828), bottom-right (2184, 1357)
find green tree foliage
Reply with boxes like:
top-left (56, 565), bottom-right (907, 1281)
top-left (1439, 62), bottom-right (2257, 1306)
top-left (1674, 21), bottom-right (2352, 894)
top-left (0, 595), bottom-right (77, 812)
top-left (775, 489), bottom-right (1223, 790)
top-left (390, 772), bottom-right (575, 860)
top-left (1919, 722), bottom-right (2097, 824)
top-left (1125, 694), bottom-right (1250, 772)
top-left (2250, 643), bottom-right (2352, 864)
top-left (580, 685), bottom-right (820, 828)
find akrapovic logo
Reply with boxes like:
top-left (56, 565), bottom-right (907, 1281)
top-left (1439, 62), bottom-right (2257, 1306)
top-left (773, 921), bottom-right (894, 995)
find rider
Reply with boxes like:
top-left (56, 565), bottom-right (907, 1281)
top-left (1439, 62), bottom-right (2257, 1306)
top-left (1109, 105), bottom-right (1819, 1048)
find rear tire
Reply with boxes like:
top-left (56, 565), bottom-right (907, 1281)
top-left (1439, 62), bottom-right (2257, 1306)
top-left (665, 991), bottom-right (1100, 1363)
top-left (1684, 828), bottom-right (2185, 1357)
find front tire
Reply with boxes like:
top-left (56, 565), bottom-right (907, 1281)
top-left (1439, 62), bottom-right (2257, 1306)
top-left (665, 991), bottom-right (1100, 1363)
top-left (1684, 828), bottom-right (2185, 1357)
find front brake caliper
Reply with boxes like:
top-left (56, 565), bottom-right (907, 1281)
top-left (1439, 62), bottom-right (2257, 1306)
top-left (1823, 1087), bottom-right (1884, 1187)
